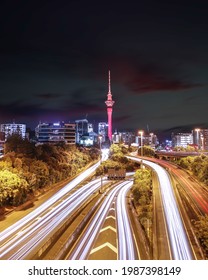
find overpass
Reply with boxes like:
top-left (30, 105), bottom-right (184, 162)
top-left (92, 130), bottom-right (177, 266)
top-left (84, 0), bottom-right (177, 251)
top-left (155, 151), bottom-right (208, 161)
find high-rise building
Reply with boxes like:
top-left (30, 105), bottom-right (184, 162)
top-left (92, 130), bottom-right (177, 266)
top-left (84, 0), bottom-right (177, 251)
top-left (202, 129), bottom-right (208, 150)
top-left (75, 119), bottom-right (89, 143)
top-left (172, 132), bottom-right (193, 148)
top-left (35, 121), bottom-right (76, 144)
top-left (105, 70), bottom-right (115, 141)
top-left (0, 122), bottom-right (26, 140)
top-left (193, 128), bottom-right (208, 150)
top-left (0, 132), bottom-right (4, 154)
top-left (98, 122), bottom-right (108, 142)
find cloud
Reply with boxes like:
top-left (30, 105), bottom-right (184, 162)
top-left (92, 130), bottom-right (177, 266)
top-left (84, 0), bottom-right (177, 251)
top-left (36, 93), bottom-right (63, 100)
top-left (129, 76), bottom-right (201, 93)
top-left (0, 99), bottom-right (70, 126)
top-left (124, 65), bottom-right (202, 94)
top-left (114, 115), bottom-right (132, 123)
top-left (0, 100), bottom-right (42, 117)
top-left (97, 56), bottom-right (203, 95)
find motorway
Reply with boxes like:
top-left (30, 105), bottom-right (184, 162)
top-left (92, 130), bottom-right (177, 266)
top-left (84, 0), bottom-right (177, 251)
top-left (0, 167), bottom-right (101, 259)
top-left (0, 150), bottom-right (109, 259)
top-left (66, 180), bottom-right (138, 260)
top-left (128, 156), bottom-right (194, 260)
top-left (0, 151), bottom-right (203, 260)
top-left (153, 158), bottom-right (208, 215)
top-left (136, 156), bottom-right (207, 259)
top-left (0, 146), bottom-right (141, 260)
top-left (0, 173), bottom-right (141, 260)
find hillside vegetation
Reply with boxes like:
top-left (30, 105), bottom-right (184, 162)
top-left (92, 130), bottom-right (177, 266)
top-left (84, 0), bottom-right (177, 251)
top-left (0, 134), bottom-right (99, 208)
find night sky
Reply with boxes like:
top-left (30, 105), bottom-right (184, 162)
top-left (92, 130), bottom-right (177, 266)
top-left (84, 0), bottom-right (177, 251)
top-left (1, 0), bottom-right (208, 140)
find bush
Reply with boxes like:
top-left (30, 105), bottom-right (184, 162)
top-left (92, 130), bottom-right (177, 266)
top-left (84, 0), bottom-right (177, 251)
top-left (0, 170), bottom-right (28, 206)
top-left (0, 142), bottom-right (100, 207)
top-left (193, 215), bottom-right (208, 258)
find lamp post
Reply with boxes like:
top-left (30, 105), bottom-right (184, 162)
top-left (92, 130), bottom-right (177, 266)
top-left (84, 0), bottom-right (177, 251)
top-left (98, 136), bottom-right (103, 193)
top-left (139, 130), bottom-right (144, 156)
top-left (98, 135), bottom-right (102, 161)
top-left (149, 132), bottom-right (154, 148)
top-left (138, 130), bottom-right (144, 168)
top-left (201, 135), bottom-right (204, 151)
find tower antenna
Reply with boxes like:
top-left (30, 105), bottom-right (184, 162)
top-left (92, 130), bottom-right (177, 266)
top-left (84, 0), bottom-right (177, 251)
top-left (108, 70), bottom-right (111, 94)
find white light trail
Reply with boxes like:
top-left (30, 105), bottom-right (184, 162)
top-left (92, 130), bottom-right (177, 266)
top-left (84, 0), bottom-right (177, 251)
top-left (0, 162), bottom-right (100, 243)
top-left (70, 181), bottom-right (135, 260)
top-left (116, 181), bottom-right (135, 260)
top-left (128, 156), bottom-right (193, 260)
top-left (0, 177), bottom-right (102, 259)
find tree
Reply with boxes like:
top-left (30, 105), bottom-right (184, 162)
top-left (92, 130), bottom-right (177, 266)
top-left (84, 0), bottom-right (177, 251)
top-left (4, 134), bottom-right (35, 156)
top-left (198, 162), bottom-right (208, 185)
top-left (13, 158), bottom-right (23, 170)
top-left (109, 143), bottom-right (122, 157)
top-left (191, 156), bottom-right (204, 176)
top-left (178, 156), bottom-right (194, 170)
top-left (0, 170), bottom-right (28, 206)
top-left (88, 147), bottom-right (100, 160)
top-left (132, 169), bottom-right (152, 206)
top-left (138, 145), bottom-right (155, 157)
top-left (0, 143), bottom-right (103, 207)
top-left (0, 160), bottom-right (12, 171)
top-left (194, 215), bottom-right (208, 257)
top-left (29, 160), bottom-right (50, 188)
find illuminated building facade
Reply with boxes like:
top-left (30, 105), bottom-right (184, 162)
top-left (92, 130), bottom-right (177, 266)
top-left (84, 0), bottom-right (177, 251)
top-left (98, 122), bottom-right (108, 142)
top-left (172, 132), bottom-right (193, 148)
top-left (75, 119), bottom-right (89, 144)
top-left (105, 71), bottom-right (115, 141)
top-left (202, 129), bottom-right (208, 150)
top-left (0, 132), bottom-right (4, 154)
top-left (35, 121), bottom-right (76, 144)
top-left (75, 119), bottom-right (97, 146)
top-left (193, 128), bottom-right (208, 150)
top-left (0, 122), bottom-right (26, 140)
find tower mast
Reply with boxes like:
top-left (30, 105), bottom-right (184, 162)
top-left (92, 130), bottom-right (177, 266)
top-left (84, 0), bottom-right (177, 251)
top-left (105, 70), bottom-right (115, 141)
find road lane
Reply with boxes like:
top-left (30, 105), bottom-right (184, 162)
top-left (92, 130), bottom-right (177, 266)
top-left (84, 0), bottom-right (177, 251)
top-left (128, 156), bottom-right (194, 260)
top-left (0, 175), bottom-right (103, 259)
top-left (68, 181), bottom-right (137, 260)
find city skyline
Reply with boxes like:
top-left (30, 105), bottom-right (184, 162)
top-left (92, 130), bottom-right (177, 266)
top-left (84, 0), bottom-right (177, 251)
top-left (1, 1), bottom-right (208, 140)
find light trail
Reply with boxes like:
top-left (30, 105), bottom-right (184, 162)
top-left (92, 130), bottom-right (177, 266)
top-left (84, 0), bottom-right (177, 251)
top-left (141, 157), bottom-right (208, 214)
top-left (0, 161), bottom-right (100, 243)
top-left (116, 181), bottom-right (135, 260)
top-left (171, 170), bottom-right (208, 214)
top-left (69, 181), bottom-right (135, 260)
top-left (0, 151), bottom-right (110, 259)
top-left (150, 158), bottom-right (208, 214)
top-left (0, 176), bottom-right (103, 259)
top-left (128, 156), bottom-right (193, 260)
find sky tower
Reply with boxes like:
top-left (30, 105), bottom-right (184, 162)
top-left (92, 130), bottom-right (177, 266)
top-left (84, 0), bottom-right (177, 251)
top-left (105, 70), bottom-right (115, 141)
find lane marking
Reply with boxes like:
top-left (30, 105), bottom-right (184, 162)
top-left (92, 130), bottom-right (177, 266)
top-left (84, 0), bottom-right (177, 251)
top-left (100, 225), bottom-right (116, 233)
top-left (90, 242), bottom-right (117, 254)
top-left (105, 215), bottom-right (115, 220)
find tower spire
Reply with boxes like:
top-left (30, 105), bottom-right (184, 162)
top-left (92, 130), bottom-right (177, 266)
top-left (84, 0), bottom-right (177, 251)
top-left (108, 70), bottom-right (111, 94)
top-left (105, 70), bottom-right (115, 141)
top-left (107, 70), bottom-right (113, 101)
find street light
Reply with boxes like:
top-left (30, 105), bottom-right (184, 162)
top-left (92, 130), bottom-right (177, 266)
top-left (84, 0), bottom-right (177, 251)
top-left (98, 135), bottom-right (102, 162)
top-left (201, 135), bottom-right (205, 151)
top-left (138, 130), bottom-right (144, 168)
top-left (138, 130), bottom-right (144, 156)
top-left (98, 135), bottom-right (103, 193)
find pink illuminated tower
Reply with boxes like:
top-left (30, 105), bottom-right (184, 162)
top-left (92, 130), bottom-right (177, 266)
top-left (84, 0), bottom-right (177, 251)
top-left (105, 70), bottom-right (115, 141)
